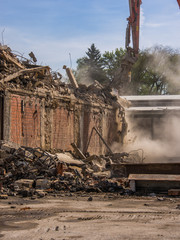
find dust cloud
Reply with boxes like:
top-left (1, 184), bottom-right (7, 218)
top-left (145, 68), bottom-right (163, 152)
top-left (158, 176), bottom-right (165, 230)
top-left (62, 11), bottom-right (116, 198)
top-left (120, 115), bottom-right (180, 162)
top-left (75, 66), bottom-right (94, 86)
top-left (112, 47), bottom-right (180, 162)
top-left (148, 47), bottom-right (180, 91)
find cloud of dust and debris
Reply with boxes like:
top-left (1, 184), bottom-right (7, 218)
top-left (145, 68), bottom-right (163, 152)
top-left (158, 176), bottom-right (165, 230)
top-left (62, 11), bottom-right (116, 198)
top-left (76, 66), bottom-right (94, 86)
top-left (148, 47), bottom-right (180, 91)
top-left (119, 115), bottom-right (180, 162)
top-left (114, 47), bottom-right (180, 162)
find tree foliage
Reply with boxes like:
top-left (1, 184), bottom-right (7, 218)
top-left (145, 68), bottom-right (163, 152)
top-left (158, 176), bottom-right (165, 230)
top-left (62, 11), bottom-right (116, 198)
top-left (131, 46), bottom-right (180, 95)
top-left (76, 44), bottom-right (180, 95)
top-left (76, 43), bottom-right (108, 84)
top-left (102, 48), bottom-right (126, 82)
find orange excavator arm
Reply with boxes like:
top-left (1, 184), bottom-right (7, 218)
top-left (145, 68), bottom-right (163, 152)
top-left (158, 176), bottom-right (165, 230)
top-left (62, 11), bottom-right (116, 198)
top-left (126, 0), bottom-right (142, 58)
top-left (110, 0), bottom-right (142, 93)
top-left (178, 0), bottom-right (180, 8)
top-left (126, 0), bottom-right (180, 57)
top-left (110, 0), bottom-right (180, 94)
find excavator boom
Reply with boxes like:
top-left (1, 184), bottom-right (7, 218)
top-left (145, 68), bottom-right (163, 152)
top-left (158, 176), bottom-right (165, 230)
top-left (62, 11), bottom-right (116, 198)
top-left (110, 0), bottom-right (141, 94)
top-left (110, 0), bottom-right (180, 95)
top-left (126, 0), bottom-right (142, 57)
top-left (178, 0), bottom-right (180, 8)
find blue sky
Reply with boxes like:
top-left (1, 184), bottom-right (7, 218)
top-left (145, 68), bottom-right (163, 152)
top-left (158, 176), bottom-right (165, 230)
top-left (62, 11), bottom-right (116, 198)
top-left (0, 0), bottom-right (180, 72)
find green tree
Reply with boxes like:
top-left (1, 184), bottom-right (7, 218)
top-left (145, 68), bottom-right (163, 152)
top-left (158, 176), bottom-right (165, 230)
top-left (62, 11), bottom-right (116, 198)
top-left (76, 44), bottom-right (180, 95)
top-left (76, 43), bottom-right (109, 85)
top-left (102, 48), bottom-right (126, 82)
top-left (131, 46), bottom-right (180, 95)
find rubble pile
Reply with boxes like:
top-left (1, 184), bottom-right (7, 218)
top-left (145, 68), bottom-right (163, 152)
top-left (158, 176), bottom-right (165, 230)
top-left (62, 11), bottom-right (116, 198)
top-left (0, 45), bottom-right (125, 106)
top-left (0, 45), bottom-right (70, 94)
top-left (0, 141), bottom-right (142, 198)
top-left (75, 81), bottom-right (119, 105)
top-left (0, 45), bottom-right (134, 198)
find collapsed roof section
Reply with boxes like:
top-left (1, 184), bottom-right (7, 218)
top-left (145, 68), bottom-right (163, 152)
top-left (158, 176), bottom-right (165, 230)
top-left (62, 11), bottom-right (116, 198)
top-left (0, 45), bottom-right (125, 108)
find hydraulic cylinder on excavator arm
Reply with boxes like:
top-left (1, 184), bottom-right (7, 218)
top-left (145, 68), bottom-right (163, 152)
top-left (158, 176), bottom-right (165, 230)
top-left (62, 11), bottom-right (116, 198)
top-left (177, 0), bottom-right (180, 8)
top-left (110, 0), bottom-right (179, 95)
top-left (110, 0), bottom-right (141, 94)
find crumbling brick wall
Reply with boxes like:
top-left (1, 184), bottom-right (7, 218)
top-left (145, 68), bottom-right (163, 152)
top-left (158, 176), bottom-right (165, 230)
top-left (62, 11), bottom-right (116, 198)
top-left (4, 90), bottom-right (126, 155)
top-left (52, 107), bottom-right (74, 151)
top-left (10, 94), bottom-right (41, 147)
top-left (83, 106), bottom-right (102, 155)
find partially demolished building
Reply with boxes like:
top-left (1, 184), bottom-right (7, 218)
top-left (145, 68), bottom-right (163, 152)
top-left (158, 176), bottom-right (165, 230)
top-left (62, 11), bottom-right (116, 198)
top-left (0, 45), bottom-right (126, 155)
top-left (1, 45), bottom-right (180, 196)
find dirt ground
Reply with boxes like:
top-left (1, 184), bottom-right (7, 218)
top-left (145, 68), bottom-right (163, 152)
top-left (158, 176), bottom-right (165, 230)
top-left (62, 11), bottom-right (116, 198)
top-left (0, 193), bottom-right (180, 240)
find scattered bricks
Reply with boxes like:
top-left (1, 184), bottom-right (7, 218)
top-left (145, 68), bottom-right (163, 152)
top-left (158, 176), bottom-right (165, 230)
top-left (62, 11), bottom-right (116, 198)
top-left (0, 141), bottom-right (135, 195)
top-left (168, 189), bottom-right (180, 196)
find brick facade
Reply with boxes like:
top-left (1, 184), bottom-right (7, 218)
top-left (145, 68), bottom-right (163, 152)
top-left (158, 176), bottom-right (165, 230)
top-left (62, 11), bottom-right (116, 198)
top-left (52, 107), bottom-right (74, 150)
top-left (4, 91), bottom-right (125, 155)
top-left (10, 94), bottom-right (41, 147)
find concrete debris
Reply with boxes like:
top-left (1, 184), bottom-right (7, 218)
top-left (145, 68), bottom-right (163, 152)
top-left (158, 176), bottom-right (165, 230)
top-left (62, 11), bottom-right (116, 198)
top-left (75, 83), bottom-right (119, 105)
top-left (55, 153), bottom-right (85, 166)
top-left (0, 46), bottom-right (51, 84)
top-left (63, 65), bottom-right (79, 89)
top-left (29, 51), bottom-right (37, 63)
top-left (0, 141), bottom-right (141, 197)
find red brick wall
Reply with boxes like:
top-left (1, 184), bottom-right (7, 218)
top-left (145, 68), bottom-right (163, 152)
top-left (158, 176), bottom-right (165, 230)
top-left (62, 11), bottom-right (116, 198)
top-left (10, 94), bottom-right (41, 147)
top-left (52, 107), bottom-right (74, 150)
top-left (10, 95), bottom-right (22, 145)
top-left (9, 93), bottom-right (124, 154)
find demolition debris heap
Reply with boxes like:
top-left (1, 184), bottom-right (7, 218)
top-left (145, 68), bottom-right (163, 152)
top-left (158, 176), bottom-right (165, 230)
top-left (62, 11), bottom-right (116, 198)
top-left (0, 45), bottom-right (136, 197)
top-left (0, 141), bottom-right (142, 198)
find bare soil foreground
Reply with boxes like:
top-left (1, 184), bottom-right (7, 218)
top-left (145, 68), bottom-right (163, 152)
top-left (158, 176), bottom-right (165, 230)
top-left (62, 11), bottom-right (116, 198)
top-left (1, 193), bottom-right (180, 240)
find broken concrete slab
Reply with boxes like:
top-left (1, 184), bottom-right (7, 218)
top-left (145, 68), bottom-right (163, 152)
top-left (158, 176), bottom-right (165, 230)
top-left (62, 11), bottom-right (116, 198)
top-left (92, 171), bottom-right (111, 179)
top-left (55, 153), bottom-right (85, 166)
